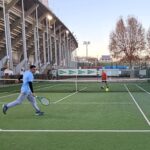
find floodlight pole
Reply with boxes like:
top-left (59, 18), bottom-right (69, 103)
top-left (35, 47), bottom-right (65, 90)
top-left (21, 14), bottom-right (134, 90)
top-left (83, 41), bottom-right (90, 61)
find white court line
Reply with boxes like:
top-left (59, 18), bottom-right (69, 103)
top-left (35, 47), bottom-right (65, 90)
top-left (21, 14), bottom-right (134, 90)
top-left (35, 84), bottom-right (62, 91)
top-left (53, 87), bottom-right (87, 104)
top-left (0, 84), bottom-right (61, 100)
top-left (0, 102), bottom-right (133, 105)
top-left (51, 102), bottom-right (133, 105)
top-left (0, 92), bottom-right (9, 94)
top-left (0, 93), bottom-right (18, 99)
top-left (53, 92), bottom-right (78, 104)
top-left (0, 86), bottom-right (86, 104)
top-left (0, 129), bottom-right (150, 133)
top-left (136, 84), bottom-right (150, 95)
top-left (124, 84), bottom-right (150, 126)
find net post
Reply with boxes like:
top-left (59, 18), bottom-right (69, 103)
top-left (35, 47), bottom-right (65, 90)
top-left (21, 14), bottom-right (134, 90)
top-left (75, 48), bottom-right (78, 92)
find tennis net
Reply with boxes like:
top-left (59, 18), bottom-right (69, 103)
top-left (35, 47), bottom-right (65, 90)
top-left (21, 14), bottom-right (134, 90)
top-left (0, 78), bottom-right (150, 93)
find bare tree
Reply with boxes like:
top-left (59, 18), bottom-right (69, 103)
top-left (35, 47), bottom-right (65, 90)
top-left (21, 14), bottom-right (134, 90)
top-left (147, 27), bottom-right (150, 51)
top-left (109, 16), bottom-right (145, 69)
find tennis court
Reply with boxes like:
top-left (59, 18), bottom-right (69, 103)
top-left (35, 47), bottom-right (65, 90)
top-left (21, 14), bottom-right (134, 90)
top-left (0, 78), bottom-right (150, 150)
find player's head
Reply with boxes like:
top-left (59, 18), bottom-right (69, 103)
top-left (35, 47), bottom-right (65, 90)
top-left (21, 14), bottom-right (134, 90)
top-left (30, 65), bottom-right (36, 73)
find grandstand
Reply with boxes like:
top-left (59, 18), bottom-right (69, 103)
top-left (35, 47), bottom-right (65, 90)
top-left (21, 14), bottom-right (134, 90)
top-left (0, 0), bottom-right (78, 75)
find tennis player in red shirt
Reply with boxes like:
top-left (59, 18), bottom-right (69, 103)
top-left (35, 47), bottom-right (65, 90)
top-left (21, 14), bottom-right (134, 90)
top-left (101, 70), bottom-right (109, 91)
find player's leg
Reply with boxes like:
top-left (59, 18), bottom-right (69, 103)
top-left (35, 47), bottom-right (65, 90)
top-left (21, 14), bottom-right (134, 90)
top-left (2, 93), bottom-right (27, 114)
top-left (105, 81), bottom-right (109, 91)
top-left (7, 93), bottom-right (27, 107)
top-left (27, 93), bottom-right (44, 115)
top-left (105, 81), bottom-right (109, 88)
top-left (101, 80), bottom-right (105, 89)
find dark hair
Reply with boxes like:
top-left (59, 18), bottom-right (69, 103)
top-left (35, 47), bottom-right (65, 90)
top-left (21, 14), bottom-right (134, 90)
top-left (30, 65), bottom-right (36, 69)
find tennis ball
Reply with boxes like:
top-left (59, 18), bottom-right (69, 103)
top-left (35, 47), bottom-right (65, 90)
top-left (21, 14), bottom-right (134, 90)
top-left (105, 88), bottom-right (109, 92)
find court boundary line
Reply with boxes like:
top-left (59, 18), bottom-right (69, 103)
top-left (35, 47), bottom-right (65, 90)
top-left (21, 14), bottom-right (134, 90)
top-left (136, 84), bottom-right (150, 95)
top-left (0, 102), bottom-right (133, 105)
top-left (0, 93), bottom-right (18, 99)
top-left (53, 92), bottom-right (78, 104)
top-left (0, 84), bottom-right (62, 100)
top-left (51, 102), bottom-right (133, 105)
top-left (124, 84), bottom-right (150, 126)
top-left (53, 87), bottom-right (87, 104)
top-left (0, 129), bottom-right (150, 133)
top-left (35, 84), bottom-right (62, 91)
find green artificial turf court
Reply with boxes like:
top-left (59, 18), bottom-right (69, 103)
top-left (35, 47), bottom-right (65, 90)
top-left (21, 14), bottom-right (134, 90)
top-left (0, 80), bottom-right (150, 150)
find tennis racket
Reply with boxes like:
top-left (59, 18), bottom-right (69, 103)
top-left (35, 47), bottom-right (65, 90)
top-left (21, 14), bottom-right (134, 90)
top-left (36, 96), bottom-right (50, 106)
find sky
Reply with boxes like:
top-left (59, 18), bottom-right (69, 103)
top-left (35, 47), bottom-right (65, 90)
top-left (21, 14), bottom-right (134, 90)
top-left (48, 0), bottom-right (150, 58)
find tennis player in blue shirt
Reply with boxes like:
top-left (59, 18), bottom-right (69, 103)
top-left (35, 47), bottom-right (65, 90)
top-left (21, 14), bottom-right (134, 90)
top-left (2, 65), bottom-right (44, 116)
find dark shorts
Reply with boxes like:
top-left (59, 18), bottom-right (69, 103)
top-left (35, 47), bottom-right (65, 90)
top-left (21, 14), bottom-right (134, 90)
top-left (102, 80), bottom-right (107, 83)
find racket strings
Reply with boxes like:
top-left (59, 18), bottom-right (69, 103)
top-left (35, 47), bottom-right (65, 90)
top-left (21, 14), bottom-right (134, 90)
top-left (41, 97), bottom-right (50, 105)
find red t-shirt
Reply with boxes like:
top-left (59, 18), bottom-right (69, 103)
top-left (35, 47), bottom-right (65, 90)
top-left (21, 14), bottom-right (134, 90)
top-left (102, 72), bottom-right (107, 80)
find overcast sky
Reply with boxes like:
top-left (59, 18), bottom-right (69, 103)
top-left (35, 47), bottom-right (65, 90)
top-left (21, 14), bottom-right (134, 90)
top-left (48, 0), bottom-right (150, 58)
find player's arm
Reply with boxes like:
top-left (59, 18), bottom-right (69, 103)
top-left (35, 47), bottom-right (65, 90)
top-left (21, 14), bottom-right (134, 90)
top-left (29, 81), bottom-right (34, 93)
top-left (15, 75), bottom-right (23, 83)
top-left (28, 81), bottom-right (35, 96)
top-left (18, 75), bottom-right (23, 81)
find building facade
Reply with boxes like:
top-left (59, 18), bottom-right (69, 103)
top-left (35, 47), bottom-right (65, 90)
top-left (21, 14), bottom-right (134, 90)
top-left (0, 0), bottom-right (78, 74)
top-left (40, 0), bottom-right (48, 6)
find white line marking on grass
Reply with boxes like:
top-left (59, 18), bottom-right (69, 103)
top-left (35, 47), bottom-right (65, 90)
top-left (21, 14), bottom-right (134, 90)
top-left (0, 102), bottom-right (133, 105)
top-left (0, 93), bottom-right (18, 99)
top-left (53, 87), bottom-right (87, 104)
top-left (124, 84), bottom-right (150, 126)
top-left (0, 92), bottom-right (8, 95)
top-left (0, 82), bottom-right (85, 101)
top-left (0, 84), bottom-right (59, 100)
top-left (53, 92), bottom-right (78, 104)
top-left (35, 84), bottom-right (62, 91)
top-left (136, 84), bottom-right (150, 95)
top-left (51, 102), bottom-right (133, 105)
top-left (1, 129), bottom-right (150, 133)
